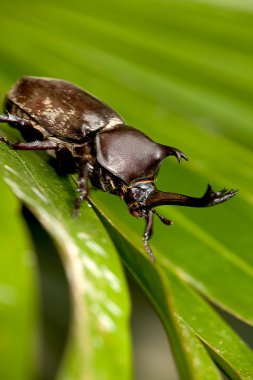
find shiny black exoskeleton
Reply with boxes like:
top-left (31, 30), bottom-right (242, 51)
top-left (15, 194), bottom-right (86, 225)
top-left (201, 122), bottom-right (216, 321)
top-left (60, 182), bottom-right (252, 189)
top-left (0, 77), bottom-right (237, 261)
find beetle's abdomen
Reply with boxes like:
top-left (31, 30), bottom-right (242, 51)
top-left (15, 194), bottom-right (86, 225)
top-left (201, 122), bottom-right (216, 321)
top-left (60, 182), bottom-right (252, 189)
top-left (96, 125), bottom-right (170, 184)
top-left (7, 76), bottom-right (123, 141)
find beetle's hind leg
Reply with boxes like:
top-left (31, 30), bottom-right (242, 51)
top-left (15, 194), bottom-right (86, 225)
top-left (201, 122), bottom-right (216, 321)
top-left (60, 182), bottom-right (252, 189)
top-left (0, 113), bottom-right (33, 147)
top-left (0, 113), bottom-right (59, 150)
top-left (73, 162), bottom-right (92, 217)
top-left (0, 113), bottom-right (33, 129)
top-left (143, 210), bottom-right (155, 263)
top-left (0, 136), bottom-right (59, 150)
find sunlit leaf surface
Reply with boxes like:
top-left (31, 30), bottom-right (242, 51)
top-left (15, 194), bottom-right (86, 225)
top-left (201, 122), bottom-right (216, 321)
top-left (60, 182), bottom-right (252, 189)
top-left (0, 135), bottom-right (131, 380)
top-left (0, 178), bottom-right (36, 380)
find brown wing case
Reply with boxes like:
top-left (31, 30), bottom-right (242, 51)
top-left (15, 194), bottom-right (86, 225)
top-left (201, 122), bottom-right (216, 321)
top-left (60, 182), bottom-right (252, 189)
top-left (7, 76), bottom-right (123, 141)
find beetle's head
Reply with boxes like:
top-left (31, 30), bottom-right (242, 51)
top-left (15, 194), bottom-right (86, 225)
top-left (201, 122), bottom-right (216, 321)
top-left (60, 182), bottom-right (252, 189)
top-left (124, 181), bottom-right (173, 225)
top-left (124, 178), bottom-right (238, 224)
top-left (124, 181), bottom-right (154, 217)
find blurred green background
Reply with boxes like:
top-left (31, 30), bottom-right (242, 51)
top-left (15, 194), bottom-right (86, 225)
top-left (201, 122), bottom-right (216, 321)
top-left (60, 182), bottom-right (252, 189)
top-left (0, 0), bottom-right (253, 379)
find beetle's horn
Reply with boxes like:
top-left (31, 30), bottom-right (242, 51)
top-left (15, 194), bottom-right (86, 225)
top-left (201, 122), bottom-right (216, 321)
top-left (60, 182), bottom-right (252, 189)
top-left (158, 145), bottom-right (188, 164)
top-left (145, 184), bottom-right (238, 209)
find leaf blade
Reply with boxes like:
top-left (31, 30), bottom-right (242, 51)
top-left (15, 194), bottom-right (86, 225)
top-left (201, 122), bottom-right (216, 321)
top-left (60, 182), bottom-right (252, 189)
top-left (0, 133), bottom-right (132, 380)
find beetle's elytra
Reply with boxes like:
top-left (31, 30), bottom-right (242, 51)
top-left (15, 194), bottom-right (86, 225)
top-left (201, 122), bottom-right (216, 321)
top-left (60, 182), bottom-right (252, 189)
top-left (0, 77), bottom-right (237, 262)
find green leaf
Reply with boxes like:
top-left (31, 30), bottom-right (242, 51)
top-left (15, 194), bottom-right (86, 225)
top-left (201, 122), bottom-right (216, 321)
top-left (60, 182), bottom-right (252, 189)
top-left (92, 198), bottom-right (253, 379)
top-left (0, 176), bottom-right (36, 380)
top-left (0, 132), bottom-right (131, 380)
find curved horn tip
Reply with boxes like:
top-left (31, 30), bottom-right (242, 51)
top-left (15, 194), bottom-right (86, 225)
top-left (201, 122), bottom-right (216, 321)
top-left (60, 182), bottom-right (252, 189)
top-left (174, 149), bottom-right (188, 164)
top-left (181, 152), bottom-right (189, 162)
top-left (203, 184), bottom-right (238, 206)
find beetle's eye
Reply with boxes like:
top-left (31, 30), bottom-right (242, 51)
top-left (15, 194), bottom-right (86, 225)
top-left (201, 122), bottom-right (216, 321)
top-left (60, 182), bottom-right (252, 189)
top-left (130, 209), bottom-right (141, 217)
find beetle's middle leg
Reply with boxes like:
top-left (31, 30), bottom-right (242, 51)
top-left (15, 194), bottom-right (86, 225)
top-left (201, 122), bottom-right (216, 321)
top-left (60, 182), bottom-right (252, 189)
top-left (143, 210), bottom-right (155, 262)
top-left (73, 162), bottom-right (92, 216)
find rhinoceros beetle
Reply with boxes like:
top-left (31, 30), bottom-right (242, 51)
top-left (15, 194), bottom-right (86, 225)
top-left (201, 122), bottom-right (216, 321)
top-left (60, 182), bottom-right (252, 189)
top-left (0, 77), bottom-right (237, 262)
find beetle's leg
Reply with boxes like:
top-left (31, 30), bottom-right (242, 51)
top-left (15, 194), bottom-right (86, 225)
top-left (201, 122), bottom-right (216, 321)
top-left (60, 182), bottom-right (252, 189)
top-left (0, 136), bottom-right (58, 150)
top-left (146, 184), bottom-right (238, 209)
top-left (143, 210), bottom-right (155, 263)
top-left (73, 162), bottom-right (91, 216)
top-left (0, 113), bottom-right (33, 128)
top-left (0, 114), bottom-right (44, 149)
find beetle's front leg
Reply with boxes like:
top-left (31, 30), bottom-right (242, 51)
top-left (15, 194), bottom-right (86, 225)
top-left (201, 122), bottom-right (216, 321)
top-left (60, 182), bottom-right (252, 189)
top-left (143, 210), bottom-right (155, 263)
top-left (73, 162), bottom-right (92, 216)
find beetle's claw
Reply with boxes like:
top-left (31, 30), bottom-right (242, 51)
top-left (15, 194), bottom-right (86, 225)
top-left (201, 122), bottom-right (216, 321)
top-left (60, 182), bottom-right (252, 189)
top-left (143, 238), bottom-right (155, 263)
top-left (0, 136), bottom-right (12, 146)
top-left (72, 208), bottom-right (80, 218)
top-left (203, 184), bottom-right (238, 206)
top-left (73, 187), bottom-right (89, 218)
top-left (0, 136), bottom-right (7, 143)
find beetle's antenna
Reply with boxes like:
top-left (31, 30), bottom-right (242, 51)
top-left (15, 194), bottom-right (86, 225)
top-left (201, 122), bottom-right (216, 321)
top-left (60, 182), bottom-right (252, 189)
top-left (152, 209), bottom-right (173, 225)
